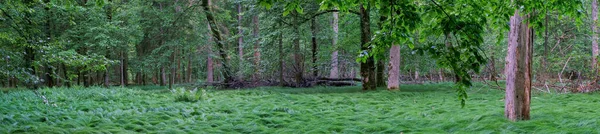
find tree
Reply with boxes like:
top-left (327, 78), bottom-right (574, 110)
top-left (387, 45), bottom-right (400, 90)
top-left (593, 0), bottom-right (599, 72)
top-left (202, 0), bottom-right (234, 85)
top-left (330, 9), bottom-right (339, 79)
top-left (504, 10), bottom-right (533, 121)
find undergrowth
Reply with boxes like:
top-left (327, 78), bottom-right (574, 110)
top-left (1, 83), bottom-right (599, 133)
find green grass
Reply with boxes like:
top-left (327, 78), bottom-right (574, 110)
top-left (1, 83), bottom-right (599, 133)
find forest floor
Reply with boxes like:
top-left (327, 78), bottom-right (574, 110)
top-left (1, 83), bottom-right (599, 133)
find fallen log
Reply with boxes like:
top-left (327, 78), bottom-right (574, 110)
top-left (316, 77), bottom-right (361, 82)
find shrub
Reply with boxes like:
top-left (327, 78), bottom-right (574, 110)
top-left (171, 87), bottom-right (204, 102)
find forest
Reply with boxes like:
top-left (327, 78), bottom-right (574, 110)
top-left (1, 0), bottom-right (600, 133)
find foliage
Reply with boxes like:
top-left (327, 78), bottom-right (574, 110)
top-left (170, 87), bottom-right (206, 102)
top-left (2, 84), bottom-right (600, 133)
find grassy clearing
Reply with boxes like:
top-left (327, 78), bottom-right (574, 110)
top-left (1, 83), bottom-right (599, 133)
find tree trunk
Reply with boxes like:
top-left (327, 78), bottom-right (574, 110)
top-left (387, 45), bottom-right (400, 90)
top-left (359, 3), bottom-right (376, 90)
top-left (311, 19), bottom-right (319, 77)
top-left (505, 11), bottom-right (532, 121)
top-left (330, 10), bottom-right (339, 78)
top-left (104, 70), bottom-right (109, 87)
top-left (169, 48), bottom-right (177, 89)
top-left (160, 67), bottom-right (167, 86)
top-left (593, 0), bottom-right (599, 72)
top-left (202, 0), bottom-right (234, 85)
top-left (253, 14), bottom-right (261, 82)
top-left (293, 24), bottom-right (304, 86)
top-left (120, 52), bottom-right (125, 87)
top-left (278, 25), bottom-right (285, 86)
top-left (206, 24), bottom-right (214, 83)
top-left (237, 3), bottom-right (244, 80)
top-left (376, 60), bottom-right (385, 87)
top-left (187, 52), bottom-right (192, 83)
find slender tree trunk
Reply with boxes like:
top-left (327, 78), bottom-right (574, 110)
top-left (187, 52), bottom-right (192, 83)
top-left (160, 67), bottom-right (167, 86)
top-left (387, 45), bottom-right (400, 90)
top-left (237, 3), bottom-right (244, 80)
top-left (439, 69), bottom-right (444, 82)
top-left (253, 14), bottom-right (261, 82)
top-left (202, 0), bottom-right (234, 85)
top-left (104, 70), bottom-right (109, 87)
top-left (330, 10), bottom-right (339, 78)
top-left (278, 25), bottom-right (285, 86)
top-left (310, 19), bottom-right (319, 77)
top-left (359, 3), bottom-right (376, 90)
top-left (206, 24), bottom-right (214, 83)
top-left (176, 50), bottom-right (181, 83)
top-left (293, 23), bottom-right (304, 86)
top-left (593, 0), bottom-right (599, 72)
top-left (120, 52), bottom-right (125, 87)
top-left (505, 11), bottom-right (532, 121)
top-left (169, 49), bottom-right (177, 89)
top-left (376, 60), bottom-right (385, 86)
top-left (541, 8), bottom-right (549, 80)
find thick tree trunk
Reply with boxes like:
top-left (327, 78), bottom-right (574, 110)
top-left (311, 19), bottom-right (319, 77)
top-left (359, 3), bottom-right (376, 90)
top-left (330, 10), bottom-right (339, 78)
top-left (253, 14), bottom-right (261, 82)
top-left (202, 0), bottom-right (234, 85)
top-left (593, 0), bottom-right (599, 72)
top-left (387, 45), bottom-right (400, 90)
top-left (505, 11), bottom-right (532, 121)
top-left (237, 3), bottom-right (244, 80)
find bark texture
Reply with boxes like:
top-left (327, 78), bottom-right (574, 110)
top-left (237, 3), bottom-right (244, 80)
top-left (387, 45), bottom-right (400, 90)
top-left (504, 11), bottom-right (532, 121)
top-left (206, 24), bottom-right (214, 83)
top-left (253, 14), bottom-right (260, 82)
top-left (330, 10), bottom-right (339, 78)
top-left (593, 0), bottom-right (599, 71)
top-left (202, 0), bottom-right (234, 84)
top-left (359, 3), bottom-right (376, 90)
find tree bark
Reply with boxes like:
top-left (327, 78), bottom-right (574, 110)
top-left (330, 10), bottom-right (339, 78)
top-left (359, 3), bottom-right (376, 90)
top-left (310, 19), bottom-right (319, 77)
top-left (160, 67), bottom-right (167, 86)
top-left (120, 52), bottom-right (125, 87)
top-left (293, 24), bottom-right (304, 86)
top-left (187, 52), bottom-right (192, 83)
top-left (253, 14), bottom-right (261, 82)
top-left (387, 45), bottom-right (400, 90)
top-left (202, 0), bottom-right (234, 85)
top-left (593, 0), bottom-right (599, 72)
top-left (278, 25), bottom-right (285, 86)
top-left (376, 60), bottom-right (385, 87)
top-left (237, 3), bottom-right (244, 80)
top-left (505, 11), bottom-right (532, 121)
top-left (206, 23), bottom-right (214, 83)
top-left (169, 48), bottom-right (177, 89)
